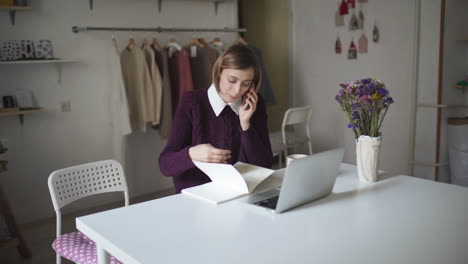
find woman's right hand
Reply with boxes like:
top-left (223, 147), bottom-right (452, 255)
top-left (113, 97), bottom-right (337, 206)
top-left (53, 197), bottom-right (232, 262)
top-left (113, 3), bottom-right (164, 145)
top-left (189, 144), bottom-right (231, 163)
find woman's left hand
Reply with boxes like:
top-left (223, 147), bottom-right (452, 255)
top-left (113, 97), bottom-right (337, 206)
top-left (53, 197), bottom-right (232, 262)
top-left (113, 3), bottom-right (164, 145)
top-left (239, 87), bottom-right (258, 131)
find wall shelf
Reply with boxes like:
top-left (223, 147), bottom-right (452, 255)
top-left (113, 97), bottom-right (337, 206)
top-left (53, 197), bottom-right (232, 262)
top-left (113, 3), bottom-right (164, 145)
top-left (88, 0), bottom-right (163, 12)
top-left (456, 38), bottom-right (468, 41)
top-left (0, 59), bottom-right (76, 83)
top-left (0, 6), bottom-right (32, 11)
top-left (0, 108), bottom-right (42, 125)
top-left (0, 6), bottom-right (32, 25)
top-left (86, 0), bottom-right (232, 15)
top-left (417, 103), bottom-right (468, 108)
top-left (185, 0), bottom-right (234, 15)
top-left (0, 59), bottom-right (75, 65)
top-left (454, 85), bottom-right (468, 89)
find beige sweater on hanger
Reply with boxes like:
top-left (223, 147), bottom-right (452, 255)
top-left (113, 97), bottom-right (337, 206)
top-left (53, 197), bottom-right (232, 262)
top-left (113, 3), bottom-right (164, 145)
top-left (120, 46), bottom-right (153, 132)
top-left (142, 44), bottom-right (163, 125)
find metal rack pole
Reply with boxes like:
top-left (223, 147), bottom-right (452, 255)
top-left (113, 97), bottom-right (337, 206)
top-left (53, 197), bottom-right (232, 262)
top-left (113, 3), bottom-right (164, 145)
top-left (72, 26), bottom-right (247, 34)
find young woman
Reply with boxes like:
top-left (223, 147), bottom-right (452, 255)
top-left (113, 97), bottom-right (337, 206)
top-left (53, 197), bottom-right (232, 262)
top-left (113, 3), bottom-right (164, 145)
top-left (159, 44), bottom-right (273, 193)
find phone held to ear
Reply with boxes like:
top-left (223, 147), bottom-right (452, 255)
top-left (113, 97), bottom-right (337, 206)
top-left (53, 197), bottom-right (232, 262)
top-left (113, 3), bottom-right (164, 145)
top-left (243, 85), bottom-right (255, 111)
top-left (242, 94), bottom-right (250, 111)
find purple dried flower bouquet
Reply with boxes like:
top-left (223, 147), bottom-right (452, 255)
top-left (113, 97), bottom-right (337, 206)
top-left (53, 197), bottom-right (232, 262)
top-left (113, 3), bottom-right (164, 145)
top-left (335, 78), bottom-right (394, 139)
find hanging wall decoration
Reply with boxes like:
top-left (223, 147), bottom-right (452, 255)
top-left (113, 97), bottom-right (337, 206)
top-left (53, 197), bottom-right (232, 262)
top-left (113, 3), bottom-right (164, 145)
top-left (335, 9), bottom-right (345, 26)
top-left (340, 0), bottom-right (349, 15)
top-left (335, 35), bottom-right (342, 54)
top-left (348, 40), bottom-right (357, 59)
top-left (358, 33), bottom-right (368, 53)
top-left (348, 0), bottom-right (356, 9)
top-left (373, 22), bottom-right (380, 43)
top-left (358, 9), bottom-right (365, 29)
top-left (349, 11), bottom-right (359, 31)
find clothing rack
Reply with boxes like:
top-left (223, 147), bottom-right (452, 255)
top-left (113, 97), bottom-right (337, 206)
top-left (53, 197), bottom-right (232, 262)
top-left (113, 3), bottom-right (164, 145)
top-left (72, 26), bottom-right (247, 34)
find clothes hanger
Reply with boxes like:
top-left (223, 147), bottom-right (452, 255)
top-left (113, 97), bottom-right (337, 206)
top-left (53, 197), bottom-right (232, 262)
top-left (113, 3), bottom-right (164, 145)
top-left (235, 33), bottom-right (248, 45)
top-left (167, 36), bottom-right (182, 51)
top-left (186, 33), bottom-right (204, 47)
top-left (127, 37), bottom-right (137, 48)
top-left (198, 36), bottom-right (208, 47)
top-left (141, 34), bottom-right (149, 48)
top-left (151, 31), bottom-right (162, 50)
top-left (127, 30), bottom-right (136, 49)
top-left (111, 32), bottom-right (120, 53)
top-left (211, 34), bottom-right (223, 47)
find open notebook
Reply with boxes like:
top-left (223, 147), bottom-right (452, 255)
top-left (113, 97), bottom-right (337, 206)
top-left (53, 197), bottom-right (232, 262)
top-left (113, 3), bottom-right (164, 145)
top-left (181, 161), bottom-right (275, 204)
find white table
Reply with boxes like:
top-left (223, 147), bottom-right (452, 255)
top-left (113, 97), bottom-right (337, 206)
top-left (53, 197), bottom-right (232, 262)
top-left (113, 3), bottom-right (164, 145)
top-left (76, 164), bottom-right (468, 264)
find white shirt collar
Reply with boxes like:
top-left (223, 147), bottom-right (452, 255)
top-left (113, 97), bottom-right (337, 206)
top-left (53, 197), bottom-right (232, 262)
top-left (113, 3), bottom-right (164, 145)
top-left (208, 84), bottom-right (241, 116)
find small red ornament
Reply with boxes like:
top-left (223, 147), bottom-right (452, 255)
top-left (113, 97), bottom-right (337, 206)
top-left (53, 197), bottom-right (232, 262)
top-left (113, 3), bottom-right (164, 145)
top-left (339, 0), bottom-right (349, 15)
top-left (348, 41), bottom-right (357, 59)
top-left (335, 36), bottom-right (342, 54)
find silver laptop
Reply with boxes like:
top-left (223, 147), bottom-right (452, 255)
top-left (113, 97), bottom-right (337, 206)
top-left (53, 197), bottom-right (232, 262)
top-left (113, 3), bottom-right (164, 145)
top-left (246, 148), bottom-right (344, 213)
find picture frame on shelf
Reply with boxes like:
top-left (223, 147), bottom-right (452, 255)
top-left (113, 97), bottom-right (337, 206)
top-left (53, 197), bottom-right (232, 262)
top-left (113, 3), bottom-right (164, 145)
top-left (14, 90), bottom-right (35, 108)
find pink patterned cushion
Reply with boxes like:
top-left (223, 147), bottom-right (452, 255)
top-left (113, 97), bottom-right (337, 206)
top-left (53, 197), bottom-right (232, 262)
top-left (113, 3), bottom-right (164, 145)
top-left (52, 231), bottom-right (122, 264)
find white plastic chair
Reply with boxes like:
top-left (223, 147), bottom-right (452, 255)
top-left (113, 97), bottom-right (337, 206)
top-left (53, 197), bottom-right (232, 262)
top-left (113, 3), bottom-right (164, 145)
top-left (48, 160), bottom-right (129, 264)
top-left (270, 106), bottom-right (313, 167)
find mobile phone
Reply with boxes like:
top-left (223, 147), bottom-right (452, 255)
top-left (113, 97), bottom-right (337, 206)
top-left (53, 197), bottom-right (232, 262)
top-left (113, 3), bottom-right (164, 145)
top-left (242, 84), bottom-right (254, 111)
top-left (242, 99), bottom-right (250, 111)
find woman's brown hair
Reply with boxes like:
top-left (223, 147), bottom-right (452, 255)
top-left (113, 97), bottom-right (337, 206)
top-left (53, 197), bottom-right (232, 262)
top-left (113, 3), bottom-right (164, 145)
top-left (212, 44), bottom-right (262, 92)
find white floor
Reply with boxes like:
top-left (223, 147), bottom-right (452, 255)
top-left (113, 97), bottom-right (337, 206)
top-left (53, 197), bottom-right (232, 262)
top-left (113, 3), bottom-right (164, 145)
top-left (0, 189), bottom-right (175, 264)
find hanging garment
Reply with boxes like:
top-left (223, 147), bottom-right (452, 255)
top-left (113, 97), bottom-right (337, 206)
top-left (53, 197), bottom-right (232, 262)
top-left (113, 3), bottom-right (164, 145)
top-left (373, 23), bottom-right (380, 43)
top-left (168, 47), bottom-right (194, 114)
top-left (339, 0), bottom-right (349, 15)
top-left (348, 41), bottom-right (357, 59)
top-left (109, 41), bottom-right (131, 166)
top-left (187, 45), bottom-right (218, 91)
top-left (120, 46), bottom-right (153, 132)
top-left (335, 36), bottom-right (342, 54)
top-left (349, 12), bottom-right (359, 31)
top-left (358, 33), bottom-right (368, 53)
top-left (358, 9), bottom-right (364, 29)
top-left (142, 44), bottom-right (163, 125)
top-left (348, 0), bottom-right (356, 8)
top-left (250, 45), bottom-right (277, 106)
top-left (152, 45), bottom-right (173, 139)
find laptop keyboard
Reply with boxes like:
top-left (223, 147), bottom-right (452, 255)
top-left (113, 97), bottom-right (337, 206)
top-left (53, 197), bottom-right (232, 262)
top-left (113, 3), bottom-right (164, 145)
top-left (254, 195), bottom-right (279, 210)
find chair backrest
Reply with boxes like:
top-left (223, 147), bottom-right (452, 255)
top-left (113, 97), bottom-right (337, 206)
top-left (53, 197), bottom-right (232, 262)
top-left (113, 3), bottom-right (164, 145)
top-left (281, 105), bottom-right (313, 127)
top-left (48, 160), bottom-right (129, 237)
top-left (281, 106), bottom-right (313, 157)
top-left (48, 160), bottom-right (129, 211)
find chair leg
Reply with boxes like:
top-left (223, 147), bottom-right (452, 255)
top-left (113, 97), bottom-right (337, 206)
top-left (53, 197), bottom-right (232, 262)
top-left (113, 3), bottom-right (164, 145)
top-left (16, 238), bottom-right (32, 259)
top-left (278, 152), bottom-right (283, 168)
top-left (0, 185), bottom-right (31, 259)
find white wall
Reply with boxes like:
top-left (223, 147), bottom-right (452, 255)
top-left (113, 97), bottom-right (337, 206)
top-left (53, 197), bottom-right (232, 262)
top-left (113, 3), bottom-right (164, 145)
top-left (292, 0), bottom-right (418, 176)
top-left (0, 0), bottom-right (238, 224)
